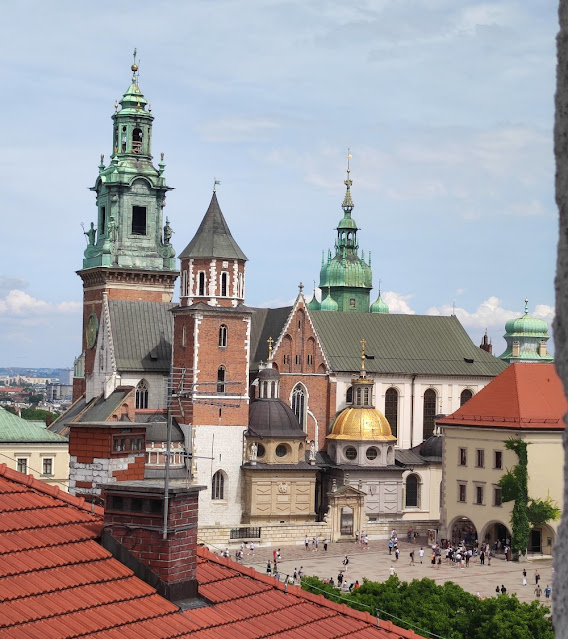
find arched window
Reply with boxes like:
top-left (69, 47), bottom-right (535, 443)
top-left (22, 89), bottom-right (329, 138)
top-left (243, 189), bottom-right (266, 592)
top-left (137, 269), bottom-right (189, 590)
top-left (221, 272), bottom-right (228, 297)
top-left (211, 470), bottom-right (225, 500)
top-left (291, 383), bottom-right (306, 430)
top-left (346, 386), bottom-right (353, 404)
top-left (219, 324), bottom-right (228, 347)
top-left (363, 387), bottom-right (370, 406)
top-left (132, 127), bottom-right (143, 153)
top-left (405, 474), bottom-right (420, 508)
top-left (356, 387), bottom-right (362, 405)
top-left (460, 389), bottom-right (473, 406)
top-left (423, 389), bottom-right (437, 440)
top-left (198, 272), bottom-right (206, 296)
top-left (135, 379), bottom-right (149, 409)
top-left (385, 388), bottom-right (398, 438)
top-left (217, 366), bottom-right (226, 393)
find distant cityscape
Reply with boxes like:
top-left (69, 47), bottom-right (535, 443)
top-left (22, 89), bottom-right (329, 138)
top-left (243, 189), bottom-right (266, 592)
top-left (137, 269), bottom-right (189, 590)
top-left (0, 368), bottom-right (74, 416)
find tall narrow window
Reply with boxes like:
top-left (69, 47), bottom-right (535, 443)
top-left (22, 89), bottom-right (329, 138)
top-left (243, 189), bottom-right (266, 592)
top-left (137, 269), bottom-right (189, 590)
top-left (423, 389), bottom-right (437, 440)
top-left (198, 272), bottom-right (206, 296)
top-left (346, 386), bottom-right (353, 404)
top-left (405, 474), bottom-right (419, 508)
top-left (212, 470), bottom-right (225, 500)
top-left (17, 458), bottom-right (27, 474)
top-left (385, 388), bottom-right (398, 438)
top-left (291, 383), bottom-right (306, 430)
top-left (136, 379), bottom-right (149, 409)
top-left (132, 127), bottom-right (143, 153)
top-left (219, 324), bottom-right (228, 347)
top-left (221, 272), bottom-right (228, 297)
top-left (217, 366), bottom-right (226, 393)
top-left (100, 206), bottom-right (106, 235)
top-left (363, 387), bottom-right (370, 406)
top-left (42, 458), bottom-right (53, 475)
top-left (132, 206), bottom-right (147, 235)
top-left (460, 389), bottom-right (473, 406)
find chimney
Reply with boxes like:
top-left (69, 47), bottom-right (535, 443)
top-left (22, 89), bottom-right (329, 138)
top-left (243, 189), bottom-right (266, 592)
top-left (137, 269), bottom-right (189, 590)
top-left (101, 481), bottom-right (205, 603)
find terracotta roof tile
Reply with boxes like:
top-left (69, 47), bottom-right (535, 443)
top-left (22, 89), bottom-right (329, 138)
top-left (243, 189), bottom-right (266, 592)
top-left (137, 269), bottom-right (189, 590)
top-left (0, 466), bottom-right (422, 638)
top-left (439, 363), bottom-right (567, 430)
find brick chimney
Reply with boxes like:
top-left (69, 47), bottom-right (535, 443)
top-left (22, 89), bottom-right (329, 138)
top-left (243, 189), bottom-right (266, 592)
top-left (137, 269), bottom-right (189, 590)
top-left (101, 481), bottom-right (205, 603)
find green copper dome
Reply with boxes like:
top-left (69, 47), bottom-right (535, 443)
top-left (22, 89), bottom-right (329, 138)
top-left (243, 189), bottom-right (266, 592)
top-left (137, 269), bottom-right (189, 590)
top-left (499, 299), bottom-right (554, 363)
top-left (371, 293), bottom-right (389, 314)
top-left (321, 290), bottom-right (339, 311)
top-left (320, 253), bottom-right (372, 289)
top-left (307, 293), bottom-right (321, 310)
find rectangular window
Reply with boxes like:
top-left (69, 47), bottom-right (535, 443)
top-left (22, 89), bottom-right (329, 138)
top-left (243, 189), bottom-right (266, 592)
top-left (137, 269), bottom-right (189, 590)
top-left (132, 206), bottom-right (147, 235)
top-left (458, 483), bottom-right (466, 502)
top-left (16, 458), bottom-right (27, 474)
top-left (476, 449), bottom-right (485, 468)
top-left (494, 450), bottom-right (503, 469)
top-left (475, 485), bottom-right (484, 505)
top-left (350, 298), bottom-right (356, 308)
top-left (494, 487), bottom-right (502, 506)
top-left (307, 354), bottom-right (313, 365)
top-left (100, 206), bottom-right (106, 235)
top-left (42, 458), bottom-right (53, 475)
top-left (458, 448), bottom-right (467, 466)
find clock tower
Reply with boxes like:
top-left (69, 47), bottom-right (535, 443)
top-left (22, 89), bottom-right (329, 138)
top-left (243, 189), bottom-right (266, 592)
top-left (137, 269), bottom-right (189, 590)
top-left (74, 58), bottom-right (179, 400)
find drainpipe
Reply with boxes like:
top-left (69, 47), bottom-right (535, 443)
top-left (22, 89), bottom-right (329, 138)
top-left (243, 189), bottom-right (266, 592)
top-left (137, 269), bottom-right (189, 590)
top-left (410, 375), bottom-right (416, 448)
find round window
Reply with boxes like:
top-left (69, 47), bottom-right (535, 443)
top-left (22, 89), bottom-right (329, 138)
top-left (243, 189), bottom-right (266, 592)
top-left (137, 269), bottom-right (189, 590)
top-left (276, 444), bottom-right (288, 458)
top-left (345, 446), bottom-right (357, 460)
top-left (257, 444), bottom-right (266, 458)
top-left (366, 447), bottom-right (378, 461)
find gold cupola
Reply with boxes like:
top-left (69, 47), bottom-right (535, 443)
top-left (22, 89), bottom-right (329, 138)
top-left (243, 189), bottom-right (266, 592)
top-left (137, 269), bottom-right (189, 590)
top-left (327, 339), bottom-right (396, 466)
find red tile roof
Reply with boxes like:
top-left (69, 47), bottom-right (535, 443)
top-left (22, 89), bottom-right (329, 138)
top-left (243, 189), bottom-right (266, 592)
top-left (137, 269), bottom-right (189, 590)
top-left (0, 464), bottom-right (423, 638)
top-left (439, 363), bottom-right (567, 429)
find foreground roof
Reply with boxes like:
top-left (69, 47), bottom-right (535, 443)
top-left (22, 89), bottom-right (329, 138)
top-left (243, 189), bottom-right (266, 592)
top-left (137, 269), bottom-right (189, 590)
top-left (0, 466), bottom-right (422, 638)
top-left (438, 363), bottom-right (567, 430)
top-left (309, 311), bottom-right (507, 377)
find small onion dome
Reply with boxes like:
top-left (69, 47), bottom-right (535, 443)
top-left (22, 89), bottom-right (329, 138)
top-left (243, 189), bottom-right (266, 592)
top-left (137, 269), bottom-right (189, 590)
top-left (320, 291), bottom-right (339, 311)
top-left (419, 434), bottom-right (442, 458)
top-left (307, 295), bottom-right (321, 310)
top-left (248, 399), bottom-right (305, 438)
top-left (504, 313), bottom-right (549, 338)
top-left (370, 294), bottom-right (389, 314)
top-left (327, 407), bottom-right (396, 442)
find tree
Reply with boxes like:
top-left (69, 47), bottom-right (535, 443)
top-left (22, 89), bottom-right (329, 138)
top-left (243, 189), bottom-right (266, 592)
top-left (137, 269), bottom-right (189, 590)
top-left (301, 576), bottom-right (553, 639)
top-left (498, 439), bottom-right (561, 557)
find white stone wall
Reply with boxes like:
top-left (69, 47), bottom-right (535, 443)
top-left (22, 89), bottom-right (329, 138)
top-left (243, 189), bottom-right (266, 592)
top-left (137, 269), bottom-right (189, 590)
top-left (68, 454), bottom-right (140, 496)
top-left (193, 424), bottom-right (247, 526)
top-left (335, 373), bottom-right (494, 449)
top-left (120, 373), bottom-right (169, 409)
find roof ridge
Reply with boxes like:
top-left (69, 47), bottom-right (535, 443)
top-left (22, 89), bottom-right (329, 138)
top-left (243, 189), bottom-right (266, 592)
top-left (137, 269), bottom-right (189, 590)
top-left (0, 464), bottom-right (104, 517)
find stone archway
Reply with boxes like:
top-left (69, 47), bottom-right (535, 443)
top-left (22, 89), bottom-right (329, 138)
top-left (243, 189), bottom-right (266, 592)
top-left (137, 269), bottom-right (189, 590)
top-left (448, 516), bottom-right (478, 546)
top-left (530, 523), bottom-right (556, 555)
top-left (480, 520), bottom-right (511, 554)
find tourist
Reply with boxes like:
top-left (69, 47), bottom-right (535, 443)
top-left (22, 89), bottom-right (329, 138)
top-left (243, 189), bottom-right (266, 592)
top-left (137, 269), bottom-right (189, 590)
top-left (419, 547), bottom-right (424, 564)
top-left (305, 536), bottom-right (309, 550)
top-left (266, 561), bottom-right (272, 575)
top-left (389, 565), bottom-right (396, 577)
top-left (342, 555), bottom-right (349, 569)
top-left (535, 570), bottom-right (541, 585)
top-left (298, 566), bottom-right (304, 580)
top-left (324, 539), bottom-right (328, 552)
top-left (249, 541), bottom-right (255, 556)
top-left (395, 547), bottom-right (399, 561)
top-left (409, 550), bottom-right (415, 566)
top-left (535, 585), bottom-right (543, 600)
top-left (388, 538), bottom-right (393, 555)
top-left (522, 569), bottom-right (527, 586)
top-left (545, 585), bottom-right (551, 602)
top-left (501, 585), bottom-right (507, 595)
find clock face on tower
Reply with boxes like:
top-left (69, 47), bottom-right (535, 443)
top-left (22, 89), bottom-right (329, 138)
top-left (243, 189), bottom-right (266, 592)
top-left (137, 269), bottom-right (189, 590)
top-left (86, 313), bottom-right (99, 349)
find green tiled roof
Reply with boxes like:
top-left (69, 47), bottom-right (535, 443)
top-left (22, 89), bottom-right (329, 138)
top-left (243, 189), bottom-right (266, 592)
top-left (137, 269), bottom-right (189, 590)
top-left (178, 192), bottom-right (248, 261)
top-left (0, 408), bottom-right (68, 443)
top-left (309, 311), bottom-right (507, 377)
top-left (108, 300), bottom-right (174, 372)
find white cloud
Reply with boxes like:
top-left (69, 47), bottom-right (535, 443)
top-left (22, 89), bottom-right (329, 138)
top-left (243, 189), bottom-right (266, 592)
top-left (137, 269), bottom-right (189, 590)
top-left (0, 290), bottom-right (81, 316)
top-left (382, 291), bottom-right (415, 314)
top-left (197, 117), bottom-right (282, 143)
top-left (507, 199), bottom-right (554, 217)
top-left (426, 296), bottom-right (554, 331)
top-left (257, 296), bottom-right (296, 308)
top-left (0, 276), bottom-right (28, 293)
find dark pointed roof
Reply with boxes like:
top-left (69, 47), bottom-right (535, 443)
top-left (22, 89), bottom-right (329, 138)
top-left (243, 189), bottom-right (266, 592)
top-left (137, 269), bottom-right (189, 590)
top-left (179, 192), bottom-right (248, 261)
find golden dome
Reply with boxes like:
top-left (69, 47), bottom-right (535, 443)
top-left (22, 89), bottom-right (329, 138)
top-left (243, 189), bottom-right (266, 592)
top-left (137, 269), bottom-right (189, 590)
top-left (328, 407), bottom-right (396, 442)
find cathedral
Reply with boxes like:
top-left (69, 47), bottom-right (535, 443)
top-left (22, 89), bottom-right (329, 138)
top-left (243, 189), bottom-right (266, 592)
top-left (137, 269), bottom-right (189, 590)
top-left (53, 62), bottom-right (515, 543)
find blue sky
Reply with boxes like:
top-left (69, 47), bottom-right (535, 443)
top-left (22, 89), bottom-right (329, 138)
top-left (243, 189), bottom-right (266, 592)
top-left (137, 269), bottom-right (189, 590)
top-left (0, 0), bottom-right (558, 367)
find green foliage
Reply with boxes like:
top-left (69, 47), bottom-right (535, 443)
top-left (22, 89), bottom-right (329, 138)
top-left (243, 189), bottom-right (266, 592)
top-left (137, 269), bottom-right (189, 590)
top-left (527, 497), bottom-right (561, 527)
top-left (498, 439), bottom-right (530, 556)
top-left (20, 408), bottom-right (59, 425)
top-left (301, 576), bottom-right (553, 639)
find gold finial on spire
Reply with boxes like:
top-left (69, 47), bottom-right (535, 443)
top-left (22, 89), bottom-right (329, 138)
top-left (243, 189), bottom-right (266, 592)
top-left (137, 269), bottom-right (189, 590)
top-left (132, 48), bottom-right (138, 73)
top-left (360, 338), bottom-right (366, 372)
top-left (524, 298), bottom-right (529, 314)
top-left (267, 336), bottom-right (274, 359)
top-left (347, 148), bottom-right (352, 173)
top-left (343, 149), bottom-right (354, 210)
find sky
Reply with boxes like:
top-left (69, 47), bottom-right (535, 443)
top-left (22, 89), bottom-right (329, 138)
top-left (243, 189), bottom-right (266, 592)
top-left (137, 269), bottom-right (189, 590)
top-left (0, 0), bottom-right (559, 368)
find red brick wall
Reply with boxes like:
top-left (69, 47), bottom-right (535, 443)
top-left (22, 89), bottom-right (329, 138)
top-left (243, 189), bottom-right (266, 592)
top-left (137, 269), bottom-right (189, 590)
top-left (172, 310), bottom-right (249, 426)
top-left (103, 490), bottom-right (199, 585)
top-left (180, 258), bottom-right (246, 308)
top-left (272, 302), bottom-right (335, 449)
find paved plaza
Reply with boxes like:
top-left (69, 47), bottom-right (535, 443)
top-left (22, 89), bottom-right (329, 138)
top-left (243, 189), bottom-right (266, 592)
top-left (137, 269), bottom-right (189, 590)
top-left (232, 536), bottom-right (554, 607)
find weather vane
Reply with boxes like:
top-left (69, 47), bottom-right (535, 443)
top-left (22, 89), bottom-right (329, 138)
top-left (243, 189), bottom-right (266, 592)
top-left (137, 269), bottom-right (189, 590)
top-left (213, 178), bottom-right (221, 192)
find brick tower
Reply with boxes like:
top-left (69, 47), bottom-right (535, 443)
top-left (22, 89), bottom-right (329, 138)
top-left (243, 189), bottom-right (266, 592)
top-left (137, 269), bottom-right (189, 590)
top-left (73, 57), bottom-right (178, 400)
top-left (172, 188), bottom-right (251, 526)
